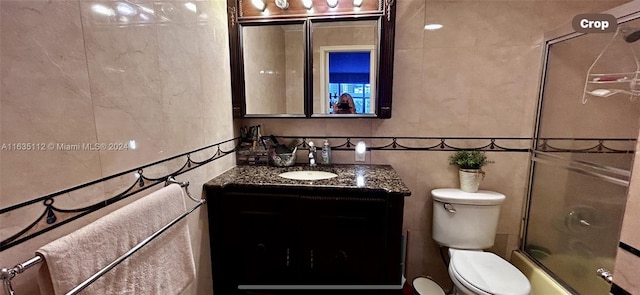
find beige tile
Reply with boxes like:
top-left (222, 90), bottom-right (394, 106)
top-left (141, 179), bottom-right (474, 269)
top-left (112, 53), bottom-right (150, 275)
top-left (325, 119), bottom-right (372, 137)
top-left (467, 46), bottom-right (542, 137)
top-left (423, 1), bottom-right (479, 49)
top-left (154, 1), bottom-right (200, 25)
top-left (474, 2), bottom-right (545, 47)
top-left (382, 48), bottom-right (423, 127)
top-left (370, 150), bottom-right (417, 187)
top-left (93, 101), bottom-right (171, 175)
top-left (198, 12), bottom-right (232, 107)
top-left (370, 117), bottom-right (423, 137)
top-left (0, 0), bottom-right (101, 205)
top-left (414, 152), bottom-right (461, 189)
top-left (79, 1), bottom-right (156, 26)
top-left (157, 25), bottom-right (205, 119)
top-left (81, 6), bottom-right (160, 98)
top-left (418, 47), bottom-right (476, 136)
top-left (613, 247), bottom-right (640, 294)
top-left (394, 0), bottom-right (425, 50)
top-left (488, 233), bottom-right (509, 258)
top-left (202, 116), bottom-right (234, 146)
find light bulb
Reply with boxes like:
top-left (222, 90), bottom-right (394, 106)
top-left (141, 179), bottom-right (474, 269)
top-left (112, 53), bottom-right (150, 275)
top-left (251, 0), bottom-right (266, 11)
top-left (302, 0), bottom-right (313, 9)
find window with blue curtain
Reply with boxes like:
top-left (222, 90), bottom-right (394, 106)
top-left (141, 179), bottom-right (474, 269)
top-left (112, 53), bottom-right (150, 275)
top-left (328, 52), bottom-right (371, 114)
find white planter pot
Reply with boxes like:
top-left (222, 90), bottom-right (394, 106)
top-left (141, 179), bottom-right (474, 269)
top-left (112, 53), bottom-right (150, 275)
top-left (459, 169), bottom-right (485, 193)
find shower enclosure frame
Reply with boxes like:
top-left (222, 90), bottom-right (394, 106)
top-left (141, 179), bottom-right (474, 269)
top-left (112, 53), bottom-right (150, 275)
top-left (521, 1), bottom-right (640, 294)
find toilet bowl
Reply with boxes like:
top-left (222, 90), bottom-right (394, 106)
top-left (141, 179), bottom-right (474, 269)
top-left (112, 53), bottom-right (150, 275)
top-left (448, 249), bottom-right (530, 295)
top-left (412, 188), bottom-right (531, 295)
top-left (412, 250), bottom-right (531, 295)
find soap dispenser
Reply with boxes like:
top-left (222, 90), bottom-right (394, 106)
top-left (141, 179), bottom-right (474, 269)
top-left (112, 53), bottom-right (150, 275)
top-left (321, 140), bottom-right (331, 164)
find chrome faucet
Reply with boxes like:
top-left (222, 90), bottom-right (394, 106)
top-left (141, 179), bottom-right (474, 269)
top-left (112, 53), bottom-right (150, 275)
top-left (308, 141), bottom-right (317, 167)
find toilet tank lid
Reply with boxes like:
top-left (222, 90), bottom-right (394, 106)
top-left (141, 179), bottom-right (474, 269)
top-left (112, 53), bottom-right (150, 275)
top-left (431, 188), bottom-right (505, 205)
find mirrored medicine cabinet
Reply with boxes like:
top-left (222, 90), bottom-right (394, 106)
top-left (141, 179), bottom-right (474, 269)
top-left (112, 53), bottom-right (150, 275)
top-left (226, 0), bottom-right (397, 118)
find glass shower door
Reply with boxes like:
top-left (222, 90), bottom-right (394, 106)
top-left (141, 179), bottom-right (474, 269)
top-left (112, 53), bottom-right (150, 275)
top-left (525, 15), bottom-right (640, 294)
top-left (526, 151), bottom-right (631, 295)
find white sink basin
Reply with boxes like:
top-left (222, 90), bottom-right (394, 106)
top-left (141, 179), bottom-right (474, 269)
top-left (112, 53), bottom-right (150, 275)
top-left (278, 170), bottom-right (338, 181)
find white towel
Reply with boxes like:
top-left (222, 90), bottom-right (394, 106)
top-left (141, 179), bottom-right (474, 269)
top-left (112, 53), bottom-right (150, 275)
top-left (36, 184), bottom-right (196, 295)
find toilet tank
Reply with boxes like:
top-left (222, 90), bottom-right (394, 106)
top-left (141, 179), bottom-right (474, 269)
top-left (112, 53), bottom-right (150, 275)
top-left (431, 188), bottom-right (506, 249)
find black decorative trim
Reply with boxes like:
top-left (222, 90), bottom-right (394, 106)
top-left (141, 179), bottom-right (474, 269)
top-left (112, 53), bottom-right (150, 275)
top-left (619, 241), bottom-right (640, 258)
top-left (278, 136), bottom-right (531, 152)
top-left (272, 136), bottom-right (637, 153)
top-left (537, 138), bottom-right (636, 153)
top-left (0, 138), bottom-right (241, 252)
top-left (611, 283), bottom-right (632, 295)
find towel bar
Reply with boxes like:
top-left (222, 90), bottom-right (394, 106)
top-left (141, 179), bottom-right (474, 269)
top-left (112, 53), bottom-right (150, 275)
top-left (68, 198), bottom-right (205, 295)
top-left (1, 256), bottom-right (43, 295)
top-left (0, 178), bottom-right (201, 295)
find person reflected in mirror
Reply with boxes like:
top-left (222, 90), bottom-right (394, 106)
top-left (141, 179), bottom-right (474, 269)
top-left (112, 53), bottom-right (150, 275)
top-left (334, 93), bottom-right (356, 114)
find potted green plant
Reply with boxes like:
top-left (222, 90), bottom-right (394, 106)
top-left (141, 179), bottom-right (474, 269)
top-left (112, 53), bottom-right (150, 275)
top-left (449, 150), bottom-right (491, 193)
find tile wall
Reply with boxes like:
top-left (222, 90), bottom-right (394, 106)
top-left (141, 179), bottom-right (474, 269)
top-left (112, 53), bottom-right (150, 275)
top-left (1, 0), bottom-right (637, 293)
top-left (0, 0), bottom-right (235, 294)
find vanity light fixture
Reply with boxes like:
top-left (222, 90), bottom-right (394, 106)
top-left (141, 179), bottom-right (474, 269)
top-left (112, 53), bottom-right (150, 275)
top-left (251, 0), bottom-right (266, 11)
top-left (327, 0), bottom-right (338, 8)
top-left (353, 0), bottom-right (363, 7)
top-left (275, 0), bottom-right (289, 9)
top-left (302, 0), bottom-right (313, 10)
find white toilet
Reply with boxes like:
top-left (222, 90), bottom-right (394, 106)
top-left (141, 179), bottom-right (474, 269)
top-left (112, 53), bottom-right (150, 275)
top-left (414, 188), bottom-right (531, 295)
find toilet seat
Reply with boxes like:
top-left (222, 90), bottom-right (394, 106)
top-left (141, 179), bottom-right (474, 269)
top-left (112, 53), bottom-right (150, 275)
top-left (450, 250), bottom-right (531, 295)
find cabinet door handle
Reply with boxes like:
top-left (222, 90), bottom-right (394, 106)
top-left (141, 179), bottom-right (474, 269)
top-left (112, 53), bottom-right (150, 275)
top-left (310, 250), bottom-right (314, 269)
top-left (286, 248), bottom-right (290, 267)
top-left (335, 250), bottom-right (348, 261)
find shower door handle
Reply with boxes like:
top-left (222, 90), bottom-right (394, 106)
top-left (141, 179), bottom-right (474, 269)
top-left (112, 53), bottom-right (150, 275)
top-left (596, 268), bottom-right (612, 284)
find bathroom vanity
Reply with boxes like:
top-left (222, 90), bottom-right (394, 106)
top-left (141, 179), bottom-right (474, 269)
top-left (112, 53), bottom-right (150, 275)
top-left (204, 164), bottom-right (411, 294)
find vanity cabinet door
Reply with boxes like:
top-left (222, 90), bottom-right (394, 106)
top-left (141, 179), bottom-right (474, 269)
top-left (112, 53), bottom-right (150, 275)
top-left (299, 195), bottom-right (388, 284)
top-left (219, 192), bottom-right (299, 287)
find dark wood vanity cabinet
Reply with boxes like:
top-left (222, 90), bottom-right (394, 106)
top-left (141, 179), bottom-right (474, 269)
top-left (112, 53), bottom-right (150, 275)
top-left (206, 186), bottom-right (405, 294)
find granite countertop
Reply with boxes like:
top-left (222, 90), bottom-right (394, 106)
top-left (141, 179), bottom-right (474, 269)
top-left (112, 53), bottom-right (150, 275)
top-left (205, 164), bottom-right (412, 196)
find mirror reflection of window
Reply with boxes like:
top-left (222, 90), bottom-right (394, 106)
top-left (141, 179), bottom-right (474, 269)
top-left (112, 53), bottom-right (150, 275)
top-left (327, 52), bottom-right (371, 114)
top-left (312, 19), bottom-right (379, 115)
